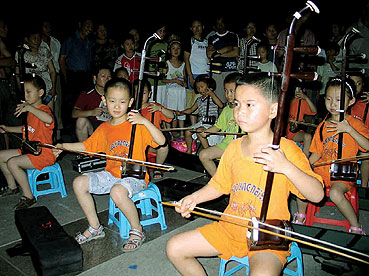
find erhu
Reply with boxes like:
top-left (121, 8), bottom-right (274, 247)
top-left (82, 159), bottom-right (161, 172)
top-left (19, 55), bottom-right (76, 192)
top-left (248, 1), bottom-right (320, 251)
top-left (242, 36), bottom-right (261, 75)
top-left (121, 32), bottom-right (162, 179)
top-left (329, 28), bottom-right (364, 182)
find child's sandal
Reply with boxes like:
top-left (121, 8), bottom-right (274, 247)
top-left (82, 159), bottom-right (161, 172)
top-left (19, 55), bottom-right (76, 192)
top-left (349, 226), bottom-right (366, 235)
top-left (75, 225), bottom-right (105, 244)
top-left (292, 212), bottom-right (306, 225)
top-left (122, 229), bottom-right (146, 252)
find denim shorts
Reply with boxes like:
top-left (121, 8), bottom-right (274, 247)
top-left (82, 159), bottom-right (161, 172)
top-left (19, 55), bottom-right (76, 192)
top-left (84, 170), bottom-right (146, 198)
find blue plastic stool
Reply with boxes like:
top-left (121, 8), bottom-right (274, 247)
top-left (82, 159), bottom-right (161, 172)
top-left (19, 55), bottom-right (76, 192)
top-left (218, 242), bottom-right (303, 276)
top-left (108, 182), bottom-right (168, 239)
top-left (26, 163), bottom-right (67, 200)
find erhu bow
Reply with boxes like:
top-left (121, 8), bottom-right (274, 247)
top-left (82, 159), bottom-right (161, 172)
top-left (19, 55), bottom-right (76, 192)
top-left (249, 1), bottom-right (320, 251)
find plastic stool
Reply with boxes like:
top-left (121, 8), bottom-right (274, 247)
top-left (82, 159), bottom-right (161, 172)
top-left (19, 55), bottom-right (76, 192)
top-left (306, 186), bottom-right (359, 232)
top-left (218, 242), bottom-right (303, 276)
top-left (27, 163), bottom-right (67, 200)
top-left (108, 182), bottom-right (168, 238)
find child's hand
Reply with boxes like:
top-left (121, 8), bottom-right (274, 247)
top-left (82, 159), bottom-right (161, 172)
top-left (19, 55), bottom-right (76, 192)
top-left (91, 107), bottom-right (104, 117)
top-left (175, 110), bottom-right (183, 116)
top-left (253, 147), bottom-right (291, 173)
top-left (14, 102), bottom-right (30, 117)
top-left (175, 195), bottom-right (197, 218)
top-left (197, 126), bottom-right (208, 138)
top-left (128, 110), bottom-right (146, 125)
top-left (0, 125), bottom-right (7, 133)
top-left (206, 88), bottom-right (215, 97)
top-left (360, 92), bottom-right (369, 103)
top-left (326, 119), bottom-right (353, 136)
top-left (295, 89), bottom-right (307, 100)
top-left (147, 103), bottom-right (160, 113)
top-left (52, 143), bottom-right (64, 158)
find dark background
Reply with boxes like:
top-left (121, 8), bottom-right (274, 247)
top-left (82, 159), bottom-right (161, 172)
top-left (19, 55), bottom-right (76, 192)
top-left (2, 0), bottom-right (368, 51)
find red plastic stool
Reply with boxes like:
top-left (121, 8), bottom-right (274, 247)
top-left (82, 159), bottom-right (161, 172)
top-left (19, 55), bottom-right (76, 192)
top-left (306, 186), bottom-right (359, 232)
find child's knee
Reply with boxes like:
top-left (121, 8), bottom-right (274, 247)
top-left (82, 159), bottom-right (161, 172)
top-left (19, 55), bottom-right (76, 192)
top-left (303, 132), bottom-right (312, 143)
top-left (329, 186), bottom-right (345, 202)
top-left (110, 184), bottom-right (129, 202)
top-left (73, 175), bottom-right (89, 192)
top-left (166, 235), bottom-right (183, 259)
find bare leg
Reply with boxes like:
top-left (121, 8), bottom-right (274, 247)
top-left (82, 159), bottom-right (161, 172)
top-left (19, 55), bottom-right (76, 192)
top-left (249, 251), bottom-right (283, 276)
top-left (7, 155), bottom-right (35, 198)
top-left (166, 229), bottom-right (220, 276)
top-left (295, 198), bottom-right (308, 223)
top-left (184, 130), bottom-right (193, 154)
top-left (293, 131), bottom-right (311, 157)
top-left (156, 145), bottom-right (168, 164)
top-left (329, 182), bottom-right (360, 228)
top-left (178, 119), bottom-right (185, 137)
top-left (0, 149), bottom-right (20, 190)
top-left (110, 184), bottom-right (142, 249)
top-left (197, 133), bottom-right (209, 149)
top-left (75, 118), bottom-right (93, 142)
top-left (199, 146), bottom-right (224, 177)
top-left (73, 175), bottom-right (100, 235)
top-left (359, 152), bottom-right (369, 188)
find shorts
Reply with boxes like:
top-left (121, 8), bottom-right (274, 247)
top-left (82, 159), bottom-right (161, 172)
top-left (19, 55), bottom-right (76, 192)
top-left (150, 85), bottom-right (166, 105)
top-left (197, 221), bottom-right (290, 267)
top-left (163, 86), bottom-right (186, 120)
top-left (85, 170), bottom-right (146, 198)
top-left (191, 122), bottom-right (224, 146)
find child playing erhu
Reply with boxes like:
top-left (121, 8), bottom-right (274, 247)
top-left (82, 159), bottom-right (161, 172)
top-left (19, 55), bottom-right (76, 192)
top-left (198, 72), bottom-right (243, 176)
top-left (0, 74), bottom-right (55, 210)
top-left (294, 77), bottom-right (369, 234)
top-left (53, 78), bottom-right (165, 251)
top-left (166, 73), bottom-right (324, 276)
top-left (177, 74), bottom-right (224, 154)
top-left (133, 78), bottom-right (174, 180)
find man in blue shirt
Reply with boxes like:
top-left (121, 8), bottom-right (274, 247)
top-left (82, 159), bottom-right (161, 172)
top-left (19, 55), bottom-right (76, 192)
top-left (59, 17), bottom-right (94, 134)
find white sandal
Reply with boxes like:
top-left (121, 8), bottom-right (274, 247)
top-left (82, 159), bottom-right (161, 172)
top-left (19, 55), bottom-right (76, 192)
top-left (75, 225), bottom-right (105, 244)
top-left (292, 213), bottom-right (306, 225)
top-left (349, 226), bottom-right (366, 235)
top-left (122, 229), bottom-right (146, 252)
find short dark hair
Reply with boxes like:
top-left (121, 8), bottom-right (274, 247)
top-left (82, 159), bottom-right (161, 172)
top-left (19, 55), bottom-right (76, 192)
top-left (194, 74), bottom-right (216, 93)
top-left (236, 72), bottom-right (280, 103)
top-left (24, 73), bottom-right (46, 92)
top-left (104, 77), bottom-right (131, 97)
top-left (92, 63), bottom-right (111, 76)
top-left (224, 72), bottom-right (242, 85)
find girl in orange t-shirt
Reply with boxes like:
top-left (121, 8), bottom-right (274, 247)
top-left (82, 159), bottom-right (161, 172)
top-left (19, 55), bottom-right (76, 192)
top-left (286, 87), bottom-right (317, 157)
top-left (166, 73), bottom-right (324, 276)
top-left (0, 74), bottom-right (55, 210)
top-left (295, 77), bottom-right (369, 234)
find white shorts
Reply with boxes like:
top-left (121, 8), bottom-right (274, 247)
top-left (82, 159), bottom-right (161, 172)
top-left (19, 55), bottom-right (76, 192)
top-left (163, 85), bottom-right (187, 120)
top-left (150, 85), bottom-right (167, 105)
top-left (85, 170), bottom-right (146, 198)
top-left (190, 122), bottom-right (224, 146)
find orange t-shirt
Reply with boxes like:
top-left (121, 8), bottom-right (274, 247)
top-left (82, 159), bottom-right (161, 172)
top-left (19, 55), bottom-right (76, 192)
top-left (286, 98), bottom-right (316, 140)
top-left (350, 101), bottom-right (369, 128)
top-left (21, 104), bottom-right (55, 170)
top-left (83, 120), bottom-right (159, 185)
top-left (140, 104), bottom-right (172, 129)
top-left (310, 115), bottom-right (369, 188)
top-left (199, 137), bottom-right (322, 256)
